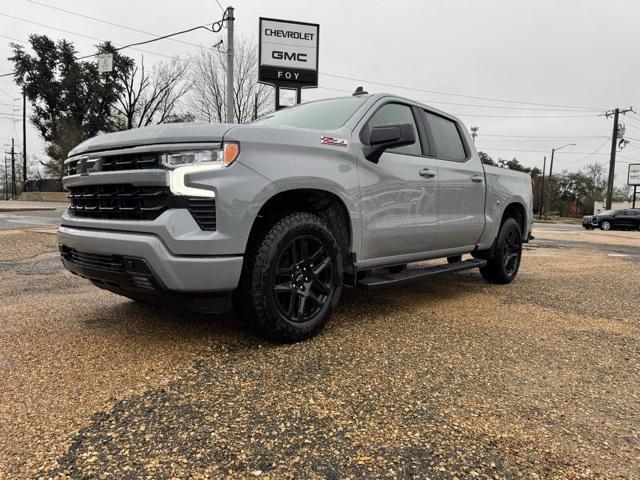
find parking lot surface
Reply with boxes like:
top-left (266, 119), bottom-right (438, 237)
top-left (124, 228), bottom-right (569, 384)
top-left (0, 222), bottom-right (639, 479)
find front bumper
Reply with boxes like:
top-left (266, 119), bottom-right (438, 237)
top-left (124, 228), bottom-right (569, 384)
top-left (58, 225), bottom-right (243, 293)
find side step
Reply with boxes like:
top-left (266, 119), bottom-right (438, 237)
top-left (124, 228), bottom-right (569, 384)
top-left (358, 258), bottom-right (487, 288)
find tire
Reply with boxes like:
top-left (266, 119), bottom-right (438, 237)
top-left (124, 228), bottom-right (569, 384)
top-left (236, 212), bottom-right (343, 343)
top-left (480, 218), bottom-right (522, 284)
top-left (600, 221), bottom-right (611, 231)
top-left (447, 255), bottom-right (462, 264)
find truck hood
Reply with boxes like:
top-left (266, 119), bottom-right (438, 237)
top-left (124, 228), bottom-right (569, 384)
top-left (69, 123), bottom-right (237, 156)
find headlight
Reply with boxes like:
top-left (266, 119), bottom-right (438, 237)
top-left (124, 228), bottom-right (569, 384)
top-left (162, 143), bottom-right (240, 168)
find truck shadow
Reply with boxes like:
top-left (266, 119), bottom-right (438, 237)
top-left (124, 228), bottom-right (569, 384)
top-left (82, 270), bottom-right (486, 346)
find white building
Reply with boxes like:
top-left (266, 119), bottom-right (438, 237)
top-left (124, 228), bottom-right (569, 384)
top-left (593, 200), bottom-right (636, 214)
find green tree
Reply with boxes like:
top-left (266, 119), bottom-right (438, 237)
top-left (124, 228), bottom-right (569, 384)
top-left (478, 151), bottom-right (497, 166)
top-left (9, 35), bottom-right (133, 178)
top-left (479, 152), bottom-right (540, 176)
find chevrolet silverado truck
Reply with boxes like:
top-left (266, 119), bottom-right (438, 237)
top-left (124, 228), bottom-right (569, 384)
top-left (58, 92), bottom-right (533, 342)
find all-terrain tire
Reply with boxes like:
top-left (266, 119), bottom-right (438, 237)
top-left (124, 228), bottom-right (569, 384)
top-left (480, 217), bottom-right (522, 284)
top-left (237, 212), bottom-right (343, 343)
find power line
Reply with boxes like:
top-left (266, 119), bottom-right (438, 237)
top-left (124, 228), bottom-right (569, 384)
top-left (25, 0), bottom-right (221, 53)
top-left (0, 11), bottom-right (201, 71)
top-left (321, 72), bottom-right (607, 111)
top-left (479, 147), bottom-right (622, 155)
top-left (477, 136), bottom-right (608, 143)
top-left (457, 113), bottom-right (598, 119)
top-left (562, 138), bottom-right (611, 165)
top-left (481, 134), bottom-right (607, 139)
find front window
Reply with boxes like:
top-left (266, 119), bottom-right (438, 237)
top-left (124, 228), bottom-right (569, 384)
top-left (253, 97), bottom-right (367, 130)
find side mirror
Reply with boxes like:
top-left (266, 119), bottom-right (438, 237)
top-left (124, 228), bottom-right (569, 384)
top-left (362, 123), bottom-right (416, 163)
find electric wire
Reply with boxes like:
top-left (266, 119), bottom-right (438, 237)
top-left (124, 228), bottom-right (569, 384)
top-left (25, 0), bottom-right (220, 52)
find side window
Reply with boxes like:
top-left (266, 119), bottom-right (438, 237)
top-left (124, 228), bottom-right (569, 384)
top-left (422, 110), bottom-right (467, 162)
top-left (367, 103), bottom-right (422, 156)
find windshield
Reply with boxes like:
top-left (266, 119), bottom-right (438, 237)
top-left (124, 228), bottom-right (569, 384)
top-left (598, 210), bottom-right (614, 216)
top-left (253, 96), bottom-right (367, 130)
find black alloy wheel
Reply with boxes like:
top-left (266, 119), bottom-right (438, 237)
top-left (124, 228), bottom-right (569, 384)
top-left (236, 211), bottom-right (342, 343)
top-left (271, 235), bottom-right (334, 323)
top-left (503, 227), bottom-right (521, 276)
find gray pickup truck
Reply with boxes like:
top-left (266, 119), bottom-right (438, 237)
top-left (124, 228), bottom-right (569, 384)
top-left (58, 92), bottom-right (533, 342)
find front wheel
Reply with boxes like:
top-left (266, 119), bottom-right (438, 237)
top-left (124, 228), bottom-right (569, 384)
top-left (480, 218), bottom-right (522, 284)
top-left (600, 221), bottom-right (611, 231)
top-left (237, 212), bottom-right (343, 343)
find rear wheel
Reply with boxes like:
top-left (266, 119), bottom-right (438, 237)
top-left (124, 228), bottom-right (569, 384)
top-left (237, 212), bottom-right (342, 343)
top-left (480, 218), bottom-right (522, 284)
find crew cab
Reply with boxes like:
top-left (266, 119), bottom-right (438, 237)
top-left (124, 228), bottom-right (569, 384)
top-left (58, 92), bottom-right (533, 342)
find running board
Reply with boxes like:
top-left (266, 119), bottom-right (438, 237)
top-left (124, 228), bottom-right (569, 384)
top-left (358, 259), bottom-right (487, 288)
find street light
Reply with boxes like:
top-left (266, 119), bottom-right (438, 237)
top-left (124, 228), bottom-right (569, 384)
top-left (539, 143), bottom-right (576, 218)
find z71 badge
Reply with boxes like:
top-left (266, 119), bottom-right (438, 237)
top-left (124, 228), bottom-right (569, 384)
top-left (320, 136), bottom-right (348, 147)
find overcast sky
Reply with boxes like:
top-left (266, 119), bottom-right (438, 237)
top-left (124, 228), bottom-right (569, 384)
top-left (1, 0), bottom-right (639, 184)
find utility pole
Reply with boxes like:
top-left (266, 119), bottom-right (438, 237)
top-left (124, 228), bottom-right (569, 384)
top-left (3, 156), bottom-right (8, 200)
top-left (22, 88), bottom-right (27, 185)
top-left (605, 108), bottom-right (620, 210)
top-left (470, 127), bottom-right (479, 144)
top-left (538, 155), bottom-right (546, 220)
top-left (544, 143), bottom-right (576, 217)
top-left (225, 6), bottom-right (235, 124)
top-left (10, 138), bottom-right (16, 200)
top-left (603, 107), bottom-right (634, 209)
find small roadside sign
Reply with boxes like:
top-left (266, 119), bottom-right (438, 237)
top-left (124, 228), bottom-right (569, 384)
top-left (628, 163), bottom-right (640, 186)
top-left (97, 53), bottom-right (113, 73)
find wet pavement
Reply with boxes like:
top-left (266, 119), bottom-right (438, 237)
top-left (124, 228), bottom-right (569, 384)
top-left (0, 224), bottom-right (638, 479)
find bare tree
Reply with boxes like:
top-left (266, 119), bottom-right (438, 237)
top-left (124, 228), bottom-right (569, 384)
top-left (114, 57), bottom-right (191, 129)
top-left (189, 37), bottom-right (273, 123)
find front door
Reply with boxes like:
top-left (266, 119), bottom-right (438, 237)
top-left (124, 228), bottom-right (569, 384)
top-left (420, 109), bottom-right (486, 249)
top-left (357, 102), bottom-right (439, 261)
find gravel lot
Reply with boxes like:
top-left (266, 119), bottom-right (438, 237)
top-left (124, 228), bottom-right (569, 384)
top-left (0, 225), bottom-right (638, 479)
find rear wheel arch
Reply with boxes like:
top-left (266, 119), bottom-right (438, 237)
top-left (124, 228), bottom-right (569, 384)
top-left (474, 201), bottom-right (527, 260)
top-left (501, 202), bottom-right (527, 234)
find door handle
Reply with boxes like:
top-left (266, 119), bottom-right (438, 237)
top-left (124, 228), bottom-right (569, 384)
top-left (471, 174), bottom-right (484, 183)
top-left (419, 168), bottom-right (436, 178)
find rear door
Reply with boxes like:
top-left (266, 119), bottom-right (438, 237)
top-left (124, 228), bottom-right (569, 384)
top-left (615, 210), bottom-right (635, 228)
top-left (420, 109), bottom-right (486, 250)
top-left (356, 101), bottom-right (439, 261)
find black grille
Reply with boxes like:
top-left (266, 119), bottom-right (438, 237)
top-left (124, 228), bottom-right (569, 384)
top-left (67, 184), bottom-right (216, 230)
top-left (68, 184), bottom-right (173, 221)
top-left (65, 153), bottom-right (161, 176)
top-left (187, 198), bottom-right (217, 231)
top-left (60, 247), bottom-right (125, 272)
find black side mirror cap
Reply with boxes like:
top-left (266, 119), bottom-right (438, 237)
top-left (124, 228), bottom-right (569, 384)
top-left (362, 123), bottom-right (416, 163)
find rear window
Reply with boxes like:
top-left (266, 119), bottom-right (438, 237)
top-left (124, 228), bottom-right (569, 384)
top-left (422, 111), bottom-right (467, 162)
top-left (253, 97), bottom-right (366, 130)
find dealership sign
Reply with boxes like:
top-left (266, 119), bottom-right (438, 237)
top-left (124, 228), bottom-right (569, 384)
top-left (629, 164), bottom-right (640, 186)
top-left (258, 17), bottom-right (319, 88)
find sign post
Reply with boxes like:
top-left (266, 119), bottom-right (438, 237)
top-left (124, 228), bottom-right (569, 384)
top-left (628, 163), bottom-right (640, 208)
top-left (258, 17), bottom-right (319, 110)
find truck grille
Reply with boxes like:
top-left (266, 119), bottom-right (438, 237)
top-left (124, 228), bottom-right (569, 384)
top-left (68, 184), bottom-right (172, 221)
top-left (67, 184), bottom-right (216, 230)
top-left (65, 153), bottom-right (161, 176)
top-left (60, 247), bottom-right (125, 272)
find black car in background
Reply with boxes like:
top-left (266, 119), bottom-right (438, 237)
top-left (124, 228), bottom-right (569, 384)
top-left (582, 209), bottom-right (640, 230)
